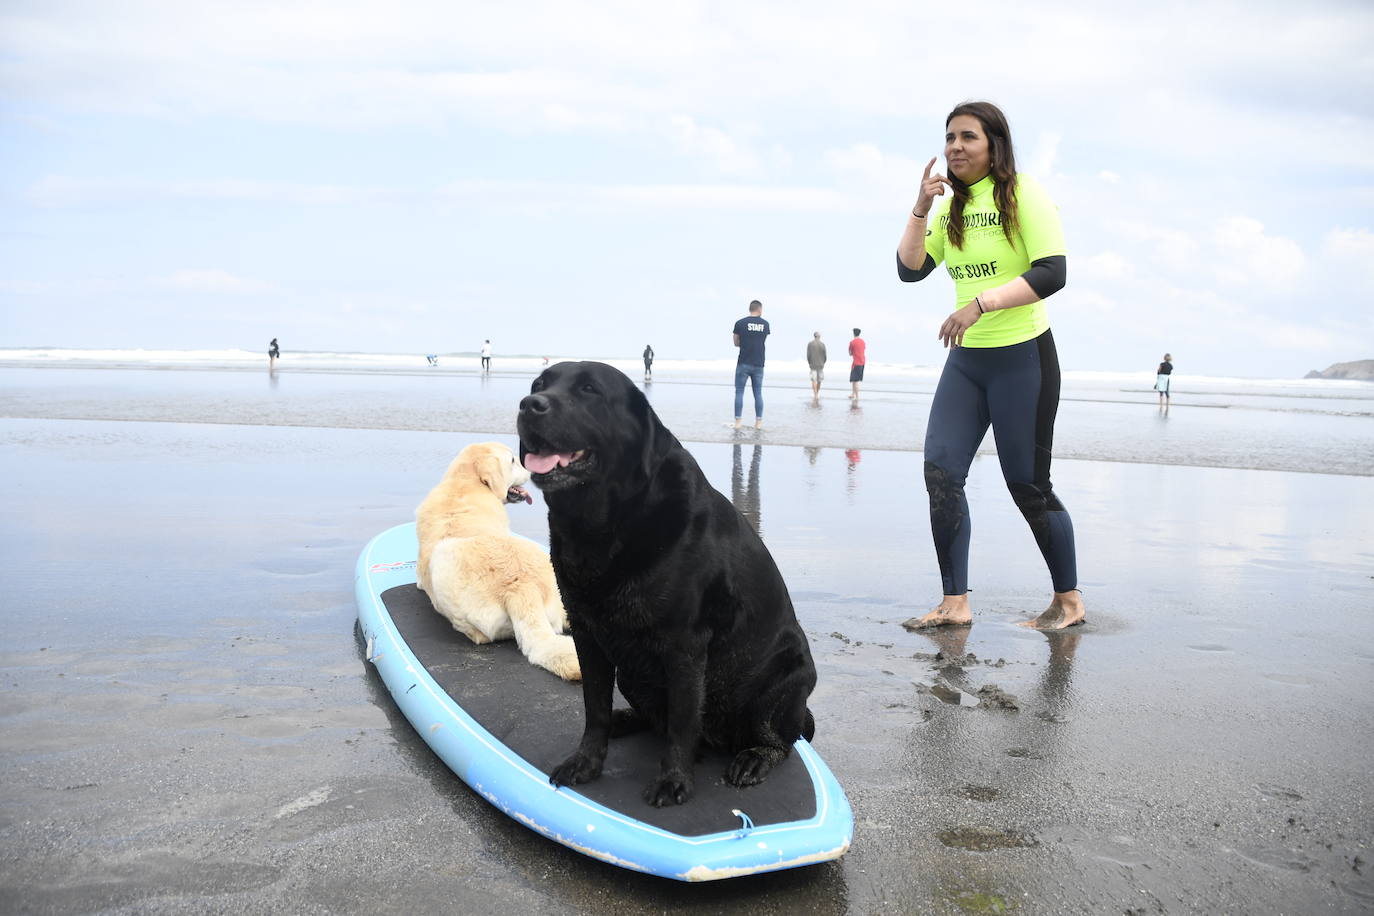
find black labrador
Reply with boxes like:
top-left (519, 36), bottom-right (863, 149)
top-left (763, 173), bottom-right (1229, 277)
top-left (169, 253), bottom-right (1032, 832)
top-left (517, 361), bottom-right (817, 807)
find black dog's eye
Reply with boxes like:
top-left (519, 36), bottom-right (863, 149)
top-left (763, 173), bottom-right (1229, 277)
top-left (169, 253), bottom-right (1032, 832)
top-left (579, 383), bottom-right (599, 395)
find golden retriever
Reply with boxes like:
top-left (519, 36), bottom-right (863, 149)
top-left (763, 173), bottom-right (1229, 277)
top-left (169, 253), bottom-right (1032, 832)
top-left (415, 441), bottom-right (580, 681)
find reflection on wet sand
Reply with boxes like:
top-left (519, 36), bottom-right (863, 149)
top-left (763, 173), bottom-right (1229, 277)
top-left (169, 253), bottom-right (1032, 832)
top-left (845, 448), bottom-right (862, 501)
top-left (903, 621), bottom-right (1084, 908)
top-left (908, 624), bottom-right (1080, 717)
top-left (1034, 629), bottom-right (1081, 722)
top-left (731, 442), bottom-right (762, 535)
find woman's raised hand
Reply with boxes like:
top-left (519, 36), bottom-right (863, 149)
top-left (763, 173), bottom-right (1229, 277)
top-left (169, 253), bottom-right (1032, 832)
top-left (914, 157), bottom-right (951, 216)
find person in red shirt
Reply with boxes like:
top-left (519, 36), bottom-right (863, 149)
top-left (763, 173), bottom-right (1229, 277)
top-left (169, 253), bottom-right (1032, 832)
top-left (848, 328), bottom-right (866, 403)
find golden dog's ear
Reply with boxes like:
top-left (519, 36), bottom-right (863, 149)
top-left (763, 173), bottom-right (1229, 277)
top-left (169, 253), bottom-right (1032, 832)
top-left (475, 453), bottom-right (507, 498)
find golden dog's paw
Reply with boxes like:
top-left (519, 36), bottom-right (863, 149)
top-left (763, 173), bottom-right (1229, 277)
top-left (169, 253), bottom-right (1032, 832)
top-left (534, 635), bottom-right (581, 681)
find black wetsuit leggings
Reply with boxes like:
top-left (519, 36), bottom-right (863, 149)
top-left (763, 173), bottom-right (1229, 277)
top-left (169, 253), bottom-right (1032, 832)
top-left (923, 329), bottom-right (1077, 595)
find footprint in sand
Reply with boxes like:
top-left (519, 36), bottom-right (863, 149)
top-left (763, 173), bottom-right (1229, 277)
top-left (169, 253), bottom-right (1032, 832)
top-left (1186, 644), bottom-right (1232, 653)
top-left (1261, 673), bottom-right (1315, 687)
top-left (937, 826), bottom-right (1037, 851)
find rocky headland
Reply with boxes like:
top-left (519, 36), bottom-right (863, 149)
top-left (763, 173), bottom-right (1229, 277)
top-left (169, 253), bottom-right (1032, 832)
top-left (1304, 359), bottom-right (1374, 380)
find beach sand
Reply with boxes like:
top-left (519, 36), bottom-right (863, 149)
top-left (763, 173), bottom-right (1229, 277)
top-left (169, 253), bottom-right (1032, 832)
top-left (2, 402), bottom-right (1372, 912)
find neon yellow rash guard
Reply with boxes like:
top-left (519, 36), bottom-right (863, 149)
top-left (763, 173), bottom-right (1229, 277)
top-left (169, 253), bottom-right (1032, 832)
top-left (924, 173), bottom-right (1066, 348)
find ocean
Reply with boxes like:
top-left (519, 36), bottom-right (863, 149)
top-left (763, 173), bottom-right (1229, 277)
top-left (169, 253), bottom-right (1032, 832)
top-left (2, 347), bottom-right (1371, 476)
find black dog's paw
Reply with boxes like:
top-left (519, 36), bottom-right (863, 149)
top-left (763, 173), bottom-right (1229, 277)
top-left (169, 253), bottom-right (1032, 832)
top-left (726, 746), bottom-right (785, 787)
top-left (609, 708), bottom-right (650, 738)
top-left (643, 771), bottom-right (693, 807)
top-left (549, 751), bottom-right (604, 788)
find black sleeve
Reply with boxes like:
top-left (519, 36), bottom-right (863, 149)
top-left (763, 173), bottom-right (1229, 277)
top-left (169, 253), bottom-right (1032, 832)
top-left (1021, 255), bottom-right (1067, 299)
top-left (897, 251), bottom-right (937, 282)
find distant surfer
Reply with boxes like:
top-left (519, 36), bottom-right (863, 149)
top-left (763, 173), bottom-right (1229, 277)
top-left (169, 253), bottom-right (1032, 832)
top-left (1155, 353), bottom-right (1173, 405)
top-left (806, 332), bottom-right (826, 401)
top-left (480, 340), bottom-right (492, 373)
top-left (426, 354), bottom-right (438, 367)
top-left (895, 100), bottom-right (1083, 631)
top-left (643, 344), bottom-right (654, 380)
top-left (268, 338), bottom-right (279, 371)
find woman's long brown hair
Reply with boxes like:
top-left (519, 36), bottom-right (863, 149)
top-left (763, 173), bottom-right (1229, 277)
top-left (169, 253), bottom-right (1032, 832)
top-left (945, 101), bottom-right (1019, 250)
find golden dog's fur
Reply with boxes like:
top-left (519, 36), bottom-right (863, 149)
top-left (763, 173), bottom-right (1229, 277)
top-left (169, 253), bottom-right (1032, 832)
top-left (415, 442), bottom-right (579, 681)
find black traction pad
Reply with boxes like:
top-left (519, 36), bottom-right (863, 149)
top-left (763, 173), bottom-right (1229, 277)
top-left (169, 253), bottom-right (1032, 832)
top-left (381, 584), bottom-right (816, 836)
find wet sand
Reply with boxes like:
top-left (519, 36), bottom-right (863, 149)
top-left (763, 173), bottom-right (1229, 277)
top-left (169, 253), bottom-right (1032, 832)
top-left (2, 409), bottom-right (1373, 913)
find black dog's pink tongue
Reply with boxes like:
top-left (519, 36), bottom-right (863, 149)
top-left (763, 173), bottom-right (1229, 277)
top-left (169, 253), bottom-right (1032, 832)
top-left (524, 452), bottom-right (572, 474)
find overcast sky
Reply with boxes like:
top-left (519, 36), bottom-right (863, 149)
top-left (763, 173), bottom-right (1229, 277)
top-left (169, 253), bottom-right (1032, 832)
top-left (3, 0), bottom-right (1372, 377)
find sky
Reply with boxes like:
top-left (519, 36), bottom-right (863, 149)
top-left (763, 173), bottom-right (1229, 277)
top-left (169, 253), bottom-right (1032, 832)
top-left (2, 0), bottom-right (1373, 377)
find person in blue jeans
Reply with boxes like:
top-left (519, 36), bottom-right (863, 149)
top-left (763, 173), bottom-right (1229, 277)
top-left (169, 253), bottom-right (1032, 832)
top-left (732, 300), bottom-right (769, 429)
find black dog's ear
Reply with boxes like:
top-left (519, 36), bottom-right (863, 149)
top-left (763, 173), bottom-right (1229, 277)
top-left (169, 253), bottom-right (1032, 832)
top-left (628, 384), bottom-right (671, 483)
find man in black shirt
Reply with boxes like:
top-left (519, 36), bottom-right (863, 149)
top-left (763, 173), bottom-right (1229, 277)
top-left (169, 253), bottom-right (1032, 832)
top-left (732, 300), bottom-right (770, 429)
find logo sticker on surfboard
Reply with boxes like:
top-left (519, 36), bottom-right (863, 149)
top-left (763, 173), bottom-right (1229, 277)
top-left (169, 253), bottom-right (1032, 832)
top-left (369, 560), bottom-right (416, 575)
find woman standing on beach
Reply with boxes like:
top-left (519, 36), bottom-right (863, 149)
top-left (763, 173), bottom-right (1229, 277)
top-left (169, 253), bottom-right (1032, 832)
top-left (896, 100), bottom-right (1083, 630)
top-left (1155, 353), bottom-right (1173, 404)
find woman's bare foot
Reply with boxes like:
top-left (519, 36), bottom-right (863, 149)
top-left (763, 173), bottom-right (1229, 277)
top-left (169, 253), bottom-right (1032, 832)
top-left (902, 595), bottom-right (973, 629)
top-left (1018, 590), bottom-right (1086, 630)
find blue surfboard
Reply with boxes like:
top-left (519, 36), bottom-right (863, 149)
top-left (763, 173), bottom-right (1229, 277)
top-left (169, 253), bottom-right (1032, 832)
top-left (355, 522), bottom-right (852, 881)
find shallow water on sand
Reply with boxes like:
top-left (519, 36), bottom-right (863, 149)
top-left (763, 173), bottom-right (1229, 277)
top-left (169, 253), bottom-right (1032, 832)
top-left (2, 414), bottom-right (1372, 913)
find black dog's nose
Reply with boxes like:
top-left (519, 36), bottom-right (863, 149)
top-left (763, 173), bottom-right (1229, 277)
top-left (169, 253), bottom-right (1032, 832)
top-left (520, 393), bottom-right (550, 414)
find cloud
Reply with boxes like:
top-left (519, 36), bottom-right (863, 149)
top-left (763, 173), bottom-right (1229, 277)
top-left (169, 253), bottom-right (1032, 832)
top-left (823, 143), bottom-right (926, 190)
top-left (27, 176), bottom-right (383, 207)
top-left (1324, 226), bottom-right (1374, 260)
top-left (1025, 130), bottom-right (1061, 180)
top-left (1321, 226), bottom-right (1374, 283)
top-left (779, 291), bottom-right (929, 336)
top-left (152, 269), bottom-right (276, 294)
top-left (1076, 250), bottom-right (1133, 282)
top-left (1211, 217), bottom-right (1306, 290)
top-left (4, 0), bottom-right (1372, 377)
top-left (664, 115), bottom-right (760, 174)
top-left (27, 173), bottom-right (854, 213)
top-left (437, 179), bottom-right (854, 211)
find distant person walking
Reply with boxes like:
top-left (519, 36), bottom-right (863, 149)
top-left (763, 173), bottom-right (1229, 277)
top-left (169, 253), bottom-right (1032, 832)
top-left (732, 300), bottom-right (769, 429)
top-left (480, 340), bottom-right (492, 373)
top-left (806, 332), bottom-right (827, 401)
top-left (1155, 353), bottom-right (1173, 404)
top-left (848, 328), bottom-right (866, 402)
top-left (268, 338), bottom-right (279, 371)
top-left (643, 344), bottom-right (655, 380)
top-left (895, 99), bottom-right (1081, 631)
